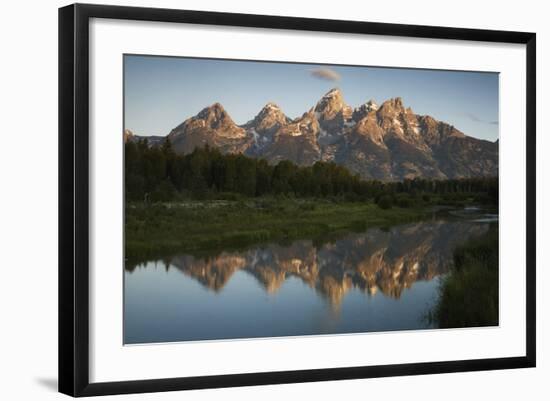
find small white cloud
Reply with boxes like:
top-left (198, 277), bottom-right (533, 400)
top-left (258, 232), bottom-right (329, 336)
top-left (310, 68), bottom-right (341, 82)
top-left (466, 113), bottom-right (498, 125)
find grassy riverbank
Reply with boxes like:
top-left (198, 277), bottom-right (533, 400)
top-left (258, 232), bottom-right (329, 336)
top-left (125, 198), bottom-right (429, 261)
top-left (431, 224), bottom-right (499, 328)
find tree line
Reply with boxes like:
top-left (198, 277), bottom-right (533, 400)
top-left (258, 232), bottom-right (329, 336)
top-left (125, 139), bottom-right (498, 205)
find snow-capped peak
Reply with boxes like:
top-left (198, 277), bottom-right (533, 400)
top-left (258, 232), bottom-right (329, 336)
top-left (322, 88), bottom-right (342, 99)
top-left (263, 102), bottom-right (280, 110)
top-left (365, 99), bottom-right (378, 111)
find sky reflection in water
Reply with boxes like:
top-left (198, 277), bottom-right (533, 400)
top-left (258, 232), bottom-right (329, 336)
top-left (124, 219), bottom-right (490, 344)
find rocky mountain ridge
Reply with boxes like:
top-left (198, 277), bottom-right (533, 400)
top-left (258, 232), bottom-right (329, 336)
top-left (125, 88), bottom-right (498, 181)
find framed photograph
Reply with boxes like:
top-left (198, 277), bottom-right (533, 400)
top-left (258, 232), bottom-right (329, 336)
top-left (58, 3), bottom-right (536, 397)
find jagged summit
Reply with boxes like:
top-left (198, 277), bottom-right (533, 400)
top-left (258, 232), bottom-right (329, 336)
top-left (166, 103), bottom-right (248, 154)
top-left (322, 87), bottom-right (342, 97)
top-left (255, 102), bottom-right (286, 121)
top-left (194, 103), bottom-right (236, 128)
top-left (353, 100), bottom-right (379, 122)
top-left (263, 102), bottom-right (280, 110)
top-left (130, 88), bottom-right (498, 181)
top-left (378, 97), bottom-right (406, 117)
top-left (315, 88), bottom-right (346, 113)
top-left (314, 87), bottom-right (353, 135)
top-left (242, 102), bottom-right (293, 153)
top-left (387, 97), bottom-right (404, 108)
top-left (366, 99), bottom-right (378, 108)
top-left (245, 102), bottom-right (291, 138)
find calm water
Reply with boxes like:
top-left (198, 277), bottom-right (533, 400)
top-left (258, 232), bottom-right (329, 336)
top-left (124, 215), bottom-right (493, 344)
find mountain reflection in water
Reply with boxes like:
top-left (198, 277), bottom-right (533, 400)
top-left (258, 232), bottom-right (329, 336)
top-left (126, 220), bottom-right (488, 309)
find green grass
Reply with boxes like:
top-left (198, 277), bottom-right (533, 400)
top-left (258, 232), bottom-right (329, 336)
top-left (430, 224), bottom-right (499, 328)
top-left (125, 197), bottom-right (428, 262)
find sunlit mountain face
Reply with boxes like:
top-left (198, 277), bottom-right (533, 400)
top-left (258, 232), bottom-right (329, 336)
top-left (126, 88), bottom-right (498, 181)
top-left (126, 220), bottom-right (488, 307)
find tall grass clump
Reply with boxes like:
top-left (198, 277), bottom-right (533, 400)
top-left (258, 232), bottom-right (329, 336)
top-left (432, 224), bottom-right (499, 328)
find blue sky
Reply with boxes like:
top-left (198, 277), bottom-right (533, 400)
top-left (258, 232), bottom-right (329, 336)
top-left (124, 55), bottom-right (499, 142)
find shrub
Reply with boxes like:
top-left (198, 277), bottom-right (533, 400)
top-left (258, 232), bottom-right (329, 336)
top-left (395, 194), bottom-right (413, 208)
top-left (149, 180), bottom-right (177, 202)
top-left (216, 192), bottom-right (244, 201)
top-left (377, 195), bottom-right (393, 209)
top-left (299, 202), bottom-right (317, 211)
top-left (344, 192), bottom-right (360, 202)
top-left (397, 198), bottom-right (412, 208)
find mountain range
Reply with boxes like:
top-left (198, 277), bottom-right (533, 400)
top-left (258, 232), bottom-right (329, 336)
top-left (125, 88), bottom-right (498, 181)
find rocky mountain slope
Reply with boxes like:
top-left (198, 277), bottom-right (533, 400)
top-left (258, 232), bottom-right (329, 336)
top-left (125, 88), bottom-right (498, 181)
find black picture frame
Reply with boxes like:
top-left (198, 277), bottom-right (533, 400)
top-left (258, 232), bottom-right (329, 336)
top-left (59, 3), bottom-right (536, 397)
